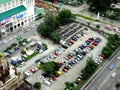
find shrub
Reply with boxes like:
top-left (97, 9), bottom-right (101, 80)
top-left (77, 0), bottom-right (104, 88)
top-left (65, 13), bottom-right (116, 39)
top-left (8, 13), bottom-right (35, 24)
top-left (23, 39), bottom-right (27, 43)
top-left (34, 82), bottom-right (41, 89)
top-left (11, 43), bottom-right (17, 47)
top-left (96, 24), bottom-right (100, 29)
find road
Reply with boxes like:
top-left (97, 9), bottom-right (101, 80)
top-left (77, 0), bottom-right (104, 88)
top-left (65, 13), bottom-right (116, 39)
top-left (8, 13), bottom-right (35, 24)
top-left (84, 50), bottom-right (120, 90)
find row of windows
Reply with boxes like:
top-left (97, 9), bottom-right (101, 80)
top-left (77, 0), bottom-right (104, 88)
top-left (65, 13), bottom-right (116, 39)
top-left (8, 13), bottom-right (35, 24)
top-left (0, 0), bottom-right (22, 12)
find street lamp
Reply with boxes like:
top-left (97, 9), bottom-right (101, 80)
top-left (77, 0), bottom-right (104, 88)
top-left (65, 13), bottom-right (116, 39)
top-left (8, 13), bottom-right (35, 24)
top-left (0, 28), bottom-right (2, 41)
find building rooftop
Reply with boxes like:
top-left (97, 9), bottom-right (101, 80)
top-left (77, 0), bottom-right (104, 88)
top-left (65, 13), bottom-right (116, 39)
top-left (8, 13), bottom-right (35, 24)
top-left (0, 0), bottom-right (12, 5)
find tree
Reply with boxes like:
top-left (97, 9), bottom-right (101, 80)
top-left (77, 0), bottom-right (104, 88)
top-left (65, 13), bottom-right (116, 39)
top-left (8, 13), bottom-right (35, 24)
top-left (44, 12), bottom-right (56, 29)
top-left (96, 24), bottom-right (100, 29)
top-left (37, 11), bottom-right (60, 38)
top-left (87, 0), bottom-right (114, 12)
top-left (115, 81), bottom-right (120, 90)
top-left (37, 23), bottom-right (52, 37)
top-left (58, 9), bottom-right (72, 23)
top-left (81, 57), bottom-right (98, 80)
top-left (34, 82), bottom-right (41, 89)
top-left (50, 32), bottom-right (61, 43)
top-left (41, 61), bottom-right (60, 77)
top-left (64, 82), bottom-right (75, 90)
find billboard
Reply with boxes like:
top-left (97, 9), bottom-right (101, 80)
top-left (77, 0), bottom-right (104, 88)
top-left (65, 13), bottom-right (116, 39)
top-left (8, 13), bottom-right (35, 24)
top-left (16, 12), bottom-right (24, 19)
top-left (0, 17), bottom-right (11, 25)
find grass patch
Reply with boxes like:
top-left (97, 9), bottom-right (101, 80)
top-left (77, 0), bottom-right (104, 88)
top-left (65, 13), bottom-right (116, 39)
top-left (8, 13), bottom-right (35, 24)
top-left (75, 14), bottom-right (96, 21)
top-left (23, 51), bottom-right (39, 61)
top-left (75, 14), bottom-right (120, 28)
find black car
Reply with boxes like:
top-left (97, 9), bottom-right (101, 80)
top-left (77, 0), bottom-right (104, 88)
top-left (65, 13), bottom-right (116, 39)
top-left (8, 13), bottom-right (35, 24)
top-left (62, 45), bottom-right (68, 49)
top-left (14, 47), bottom-right (19, 51)
top-left (71, 36), bottom-right (77, 41)
top-left (64, 65), bottom-right (70, 70)
top-left (40, 61), bottom-right (45, 65)
top-left (42, 73), bottom-right (49, 77)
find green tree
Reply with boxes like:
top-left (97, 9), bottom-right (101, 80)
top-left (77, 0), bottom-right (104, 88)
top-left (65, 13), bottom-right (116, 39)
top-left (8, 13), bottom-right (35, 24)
top-left (37, 23), bottom-right (52, 37)
top-left (115, 81), bottom-right (120, 90)
top-left (64, 82), bottom-right (75, 90)
top-left (102, 46), bottom-right (112, 58)
top-left (50, 32), bottom-right (61, 43)
top-left (41, 61), bottom-right (60, 77)
top-left (96, 24), bottom-right (100, 29)
top-left (87, 0), bottom-right (114, 12)
top-left (58, 9), bottom-right (72, 23)
top-left (34, 82), bottom-right (41, 89)
top-left (81, 57), bottom-right (98, 80)
top-left (44, 12), bottom-right (56, 29)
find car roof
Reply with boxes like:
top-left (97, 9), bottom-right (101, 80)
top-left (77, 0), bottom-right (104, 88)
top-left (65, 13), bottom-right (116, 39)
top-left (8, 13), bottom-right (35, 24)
top-left (109, 64), bottom-right (115, 68)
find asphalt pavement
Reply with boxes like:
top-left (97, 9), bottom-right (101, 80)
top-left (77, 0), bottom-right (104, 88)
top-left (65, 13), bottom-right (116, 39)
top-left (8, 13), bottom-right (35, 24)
top-left (84, 50), bottom-right (120, 90)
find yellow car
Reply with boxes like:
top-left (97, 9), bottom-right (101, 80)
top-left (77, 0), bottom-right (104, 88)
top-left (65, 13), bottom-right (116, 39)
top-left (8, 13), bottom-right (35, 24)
top-left (36, 64), bottom-right (40, 69)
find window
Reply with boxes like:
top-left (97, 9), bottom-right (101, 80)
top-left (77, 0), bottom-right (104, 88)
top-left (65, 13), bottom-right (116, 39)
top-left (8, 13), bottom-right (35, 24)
top-left (21, 22), bottom-right (24, 25)
top-left (4, 4), bottom-right (7, 10)
top-left (8, 2), bottom-right (11, 8)
top-left (12, 1), bottom-right (15, 7)
top-left (14, 25), bottom-right (16, 28)
top-left (18, 23), bottom-right (20, 27)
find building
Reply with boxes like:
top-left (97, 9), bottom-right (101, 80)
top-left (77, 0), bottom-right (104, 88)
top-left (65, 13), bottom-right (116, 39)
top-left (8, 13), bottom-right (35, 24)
top-left (0, 52), bottom-right (24, 90)
top-left (0, 52), bottom-right (9, 84)
top-left (0, 0), bottom-right (35, 36)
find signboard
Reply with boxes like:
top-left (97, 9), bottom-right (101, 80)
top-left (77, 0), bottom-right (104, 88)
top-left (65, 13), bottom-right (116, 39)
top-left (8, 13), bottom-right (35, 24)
top-left (16, 12), bottom-right (24, 19)
top-left (0, 17), bottom-right (11, 25)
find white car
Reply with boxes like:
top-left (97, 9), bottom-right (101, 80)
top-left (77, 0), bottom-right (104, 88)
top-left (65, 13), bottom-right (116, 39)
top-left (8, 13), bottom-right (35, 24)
top-left (111, 72), bottom-right (117, 78)
top-left (2, 40), bottom-right (8, 44)
top-left (24, 70), bottom-right (32, 77)
top-left (117, 56), bottom-right (120, 59)
top-left (19, 62), bottom-right (25, 67)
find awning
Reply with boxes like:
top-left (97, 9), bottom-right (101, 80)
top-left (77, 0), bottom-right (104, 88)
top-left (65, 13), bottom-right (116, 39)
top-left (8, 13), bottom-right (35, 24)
top-left (34, 6), bottom-right (45, 15)
top-left (0, 5), bottom-right (26, 21)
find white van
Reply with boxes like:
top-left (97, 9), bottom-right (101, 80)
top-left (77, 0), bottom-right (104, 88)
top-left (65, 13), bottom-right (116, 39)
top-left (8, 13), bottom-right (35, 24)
top-left (43, 79), bottom-right (51, 87)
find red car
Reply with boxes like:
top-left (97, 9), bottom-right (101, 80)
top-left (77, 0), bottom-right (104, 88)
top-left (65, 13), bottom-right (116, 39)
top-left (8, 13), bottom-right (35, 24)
top-left (29, 68), bottom-right (35, 73)
top-left (62, 68), bottom-right (68, 73)
top-left (99, 54), bottom-right (105, 59)
top-left (54, 51), bottom-right (59, 56)
top-left (86, 39), bottom-right (92, 43)
top-left (51, 75), bottom-right (57, 80)
top-left (69, 40), bottom-right (74, 44)
top-left (88, 45), bottom-right (94, 49)
top-left (67, 55), bottom-right (72, 59)
top-left (92, 42), bottom-right (98, 46)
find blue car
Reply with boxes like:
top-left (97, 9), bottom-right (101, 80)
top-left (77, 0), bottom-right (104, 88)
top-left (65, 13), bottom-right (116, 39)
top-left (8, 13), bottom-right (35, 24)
top-left (109, 63), bottom-right (115, 70)
top-left (11, 60), bottom-right (17, 65)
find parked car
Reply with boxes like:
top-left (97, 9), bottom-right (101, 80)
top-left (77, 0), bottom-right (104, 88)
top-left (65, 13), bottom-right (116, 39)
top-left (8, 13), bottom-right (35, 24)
top-left (11, 60), bottom-right (17, 65)
top-left (51, 75), bottom-right (57, 80)
top-left (24, 70), bottom-right (33, 77)
top-left (62, 68), bottom-right (68, 73)
top-left (8, 50), bottom-right (15, 54)
top-left (92, 42), bottom-right (98, 46)
top-left (35, 59), bottom-right (40, 63)
top-left (105, 25), bottom-right (113, 30)
top-left (109, 63), bottom-right (115, 70)
top-left (111, 72), bottom-right (117, 78)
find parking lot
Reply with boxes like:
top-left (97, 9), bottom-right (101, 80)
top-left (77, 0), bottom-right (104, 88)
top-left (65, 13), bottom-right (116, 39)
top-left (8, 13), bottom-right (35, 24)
top-left (23, 25), bottom-right (107, 90)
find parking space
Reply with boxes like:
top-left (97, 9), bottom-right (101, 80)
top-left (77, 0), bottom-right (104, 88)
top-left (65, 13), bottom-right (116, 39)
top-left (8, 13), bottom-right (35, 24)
top-left (23, 26), bottom-right (107, 90)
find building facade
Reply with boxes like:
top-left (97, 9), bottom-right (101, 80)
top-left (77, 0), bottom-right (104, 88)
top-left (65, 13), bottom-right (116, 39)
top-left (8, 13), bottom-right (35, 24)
top-left (0, 52), bottom-right (9, 84)
top-left (0, 0), bottom-right (35, 35)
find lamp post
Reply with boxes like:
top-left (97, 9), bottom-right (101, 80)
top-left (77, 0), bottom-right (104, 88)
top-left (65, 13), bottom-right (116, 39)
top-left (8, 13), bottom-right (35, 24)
top-left (0, 28), bottom-right (2, 41)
